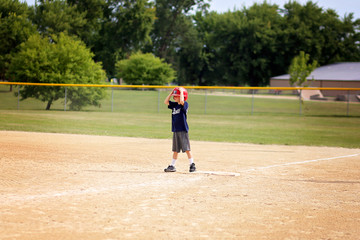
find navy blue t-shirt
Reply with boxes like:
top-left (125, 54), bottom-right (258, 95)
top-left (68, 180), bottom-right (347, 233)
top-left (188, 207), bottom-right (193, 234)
top-left (168, 101), bottom-right (189, 132)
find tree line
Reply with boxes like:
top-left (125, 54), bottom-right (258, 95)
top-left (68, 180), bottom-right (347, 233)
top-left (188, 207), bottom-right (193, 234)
top-left (1, 0), bottom-right (360, 87)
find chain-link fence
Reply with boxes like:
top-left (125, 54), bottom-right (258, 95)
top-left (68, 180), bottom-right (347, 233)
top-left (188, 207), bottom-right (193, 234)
top-left (1, 82), bottom-right (360, 117)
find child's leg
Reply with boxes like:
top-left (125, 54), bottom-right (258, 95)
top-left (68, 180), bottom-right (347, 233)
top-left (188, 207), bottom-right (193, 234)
top-left (171, 152), bottom-right (178, 166)
top-left (186, 150), bottom-right (194, 164)
top-left (164, 151), bottom-right (178, 172)
top-left (186, 150), bottom-right (196, 172)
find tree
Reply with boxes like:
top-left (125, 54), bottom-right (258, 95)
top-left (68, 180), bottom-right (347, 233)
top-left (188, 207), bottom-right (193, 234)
top-left (288, 51), bottom-right (318, 87)
top-left (148, 0), bottom-right (209, 61)
top-left (115, 52), bottom-right (175, 85)
top-left (319, 12), bottom-right (360, 64)
top-left (0, 0), bottom-right (36, 81)
top-left (282, 1), bottom-right (324, 63)
top-left (282, 1), bottom-right (360, 67)
top-left (191, 2), bottom-right (283, 86)
top-left (66, 0), bottom-right (106, 47)
top-left (30, 0), bottom-right (87, 37)
top-left (231, 2), bottom-right (284, 86)
top-left (7, 33), bottom-right (106, 110)
top-left (176, 15), bottom-right (208, 85)
top-left (93, 0), bottom-right (156, 77)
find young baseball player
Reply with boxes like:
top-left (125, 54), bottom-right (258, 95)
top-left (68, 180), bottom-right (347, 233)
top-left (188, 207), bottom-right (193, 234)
top-left (164, 87), bottom-right (196, 173)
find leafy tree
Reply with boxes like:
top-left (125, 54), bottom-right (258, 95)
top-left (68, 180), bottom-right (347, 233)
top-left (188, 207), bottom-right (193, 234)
top-left (176, 15), bottom-right (208, 85)
top-left (30, 0), bottom-right (87, 38)
top-left (93, 0), bottom-right (156, 77)
top-left (191, 2), bottom-right (283, 86)
top-left (239, 2), bottom-right (284, 86)
top-left (4, 0), bottom-right (358, 90)
top-left (319, 12), bottom-right (360, 64)
top-left (191, 11), bottom-right (236, 86)
top-left (0, 0), bottom-right (36, 81)
top-left (187, 1), bottom-right (359, 87)
top-left (148, 0), bottom-right (209, 62)
top-left (115, 52), bottom-right (175, 85)
top-left (66, 0), bottom-right (106, 47)
top-left (288, 51), bottom-right (318, 87)
top-left (282, 1), bottom-right (324, 62)
top-left (7, 33), bottom-right (106, 110)
top-left (282, 1), bottom-right (360, 66)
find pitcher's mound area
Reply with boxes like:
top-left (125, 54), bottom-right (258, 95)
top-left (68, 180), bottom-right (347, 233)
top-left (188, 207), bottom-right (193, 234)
top-left (1, 131), bottom-right (359, 239)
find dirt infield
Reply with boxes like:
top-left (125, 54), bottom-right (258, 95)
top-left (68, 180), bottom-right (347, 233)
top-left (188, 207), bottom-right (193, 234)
top-left (1, 131), bottom-right (360, 240)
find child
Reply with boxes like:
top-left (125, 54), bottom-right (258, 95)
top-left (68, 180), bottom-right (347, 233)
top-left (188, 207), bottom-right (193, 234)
top-left (164, 87), bottom-right (196, 173)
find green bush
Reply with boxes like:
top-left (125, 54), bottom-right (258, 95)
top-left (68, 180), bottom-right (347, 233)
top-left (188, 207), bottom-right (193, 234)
top-left (115, 52), bottom-right (175, 85)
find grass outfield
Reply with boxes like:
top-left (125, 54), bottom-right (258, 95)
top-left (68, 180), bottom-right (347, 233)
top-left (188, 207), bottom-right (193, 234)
top-left (1, 86), bottom-right (360, 148)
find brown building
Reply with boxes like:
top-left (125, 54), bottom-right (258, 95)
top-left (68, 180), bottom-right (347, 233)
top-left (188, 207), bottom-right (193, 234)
top-left (270, 62), bottom-right (360, 101)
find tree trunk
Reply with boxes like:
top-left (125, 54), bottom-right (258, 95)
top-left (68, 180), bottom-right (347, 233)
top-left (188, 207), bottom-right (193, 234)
top-left (46, 99), bottom-right (53, 110)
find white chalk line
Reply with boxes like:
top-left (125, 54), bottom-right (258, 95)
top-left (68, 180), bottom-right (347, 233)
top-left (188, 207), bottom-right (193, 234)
top-left (196, 153), bottom-right (360, 176)
top-left (2, 153), bottom-right (358, 203)
top-left (1, 176), bottom-right (202, 204)
top-left (242, 153), bottom-right (359, 172)
top-left (194, 171), bottom-right (241, 177)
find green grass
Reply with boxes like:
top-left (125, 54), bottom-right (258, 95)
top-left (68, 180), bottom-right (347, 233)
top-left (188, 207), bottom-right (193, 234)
top-left (1, 85), bottom-right (360, 148)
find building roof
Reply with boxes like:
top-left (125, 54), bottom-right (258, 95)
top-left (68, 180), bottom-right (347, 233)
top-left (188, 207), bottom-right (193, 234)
top-left (271, 62), bottom-right (360, 81)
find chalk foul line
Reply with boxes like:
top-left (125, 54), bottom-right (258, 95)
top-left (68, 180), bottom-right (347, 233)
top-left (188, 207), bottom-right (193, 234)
top-left (194, 171), bottom-right (241, 177)
top-left (2, 154), bottom-right (358, 203)
top-left (192, 153), bottom-right (359, 176)
top-left (242, 153), bottom-right (360, 172)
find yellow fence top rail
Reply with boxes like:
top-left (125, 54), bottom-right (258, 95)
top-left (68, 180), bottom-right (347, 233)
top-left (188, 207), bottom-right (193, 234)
top-left (1, 82), bottom-right (360, 91)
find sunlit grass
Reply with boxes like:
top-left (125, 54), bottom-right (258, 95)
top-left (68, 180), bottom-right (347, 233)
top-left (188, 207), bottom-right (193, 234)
top-left (1, 85), bottom-right (360, 148)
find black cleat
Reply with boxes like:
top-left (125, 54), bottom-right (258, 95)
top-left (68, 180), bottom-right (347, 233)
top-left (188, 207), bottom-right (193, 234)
top-left (189, 163), bottom-right (196, 172)
top-left (164, 165), bottom-right (176, 172)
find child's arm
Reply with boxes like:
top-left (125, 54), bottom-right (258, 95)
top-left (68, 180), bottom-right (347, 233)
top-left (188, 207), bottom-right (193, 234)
top-left (179, 88), bottom-right (185, 105)
top-left (164, 91), bottom-right (172, 105)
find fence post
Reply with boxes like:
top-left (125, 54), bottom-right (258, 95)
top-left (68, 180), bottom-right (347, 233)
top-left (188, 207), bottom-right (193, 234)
top-left (17, 85), bottom-right (20, 110)
top-left (64, 87), bottom-right (67, 111)
top-left (347, 90), bottom-right (350, 116)
top-left (251, 89), bottom-right (255, 115)
top-left (158, 89), bottom-right (160, 113)
top-left (111, 81), bottom-right (114, 112)
top-left (204, 89), bottom-right (207, 114)
top-left (299, 89), bottom-right (302, 116)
